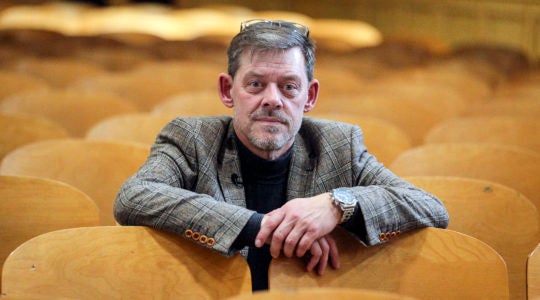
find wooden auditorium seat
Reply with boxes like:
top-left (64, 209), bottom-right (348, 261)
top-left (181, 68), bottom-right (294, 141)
top-left (405, 176), bottom-right (540, 300)
top-left (269, 227), bottom-right (509, 300)
top-left (0, 89), bottom-right (138, 137)
top-left (309, 18), bottom-right (383, 52)
top-left (228, 287), bottom-right (416, 300)
top-left (1, 226), bottom-right (251, 299)
top-left (309, 114), bottom-right (412, 165)
top-left (152, 91), bottom-right (232, 118)
top-left (0, 112), bottom-right (68, 161)
top-left (86, 113), bottom-right (173, 146)
top-left (6, 57), bottom-right (107, 88)
top-left (0, 139), bottom-right (150, 225)
top-left (0, 71), bottom-right (49, 102)
top-left (390, 143), bottom-right (540, 212)
top-left (465, 98), bottom-right (540, 119)
top-left (313, 94), bottom-right (456, 146)
top-left (0, 175), bottom-right (100, 291)
top-left (528, 243), bottom-right (540, 300)
top-left (424, 116), bottom-right (540, 153)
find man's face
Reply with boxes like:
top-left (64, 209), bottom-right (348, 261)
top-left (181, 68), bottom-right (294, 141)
top-left (219, 47), bottom-right (319, 160)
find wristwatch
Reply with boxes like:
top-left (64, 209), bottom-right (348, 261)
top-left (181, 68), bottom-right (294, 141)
top-left (330, 188), bottom-right (357, 224)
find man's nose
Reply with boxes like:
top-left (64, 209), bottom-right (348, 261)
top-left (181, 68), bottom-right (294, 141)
top-left (262, 84), bottom-right (283, 108)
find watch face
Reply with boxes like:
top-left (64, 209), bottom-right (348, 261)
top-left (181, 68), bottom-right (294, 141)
top-left (334, 189), bottom-right (356, 206)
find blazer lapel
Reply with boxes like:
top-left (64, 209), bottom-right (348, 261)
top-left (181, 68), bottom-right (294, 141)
top-left (287, 134), bottom-right (317, 200)
top-left (217, 126), bottom-right (246, 207)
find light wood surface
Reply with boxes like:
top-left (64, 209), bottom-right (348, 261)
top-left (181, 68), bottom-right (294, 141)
top-left (0, 175), bottom-right (100, 291)
top-left (406, 176), bottom-right (540, 300)
top-left (0, 139), bottom-right (149, 225)
top-left (1, 226), bottom-right (251, 299)
top-left (390, 143), bottom-right (540, 212)
top-left (269, 227), bottom-right (509, 300)
top-left (528, 243), bottom-right (540, 300)
top-left (309, 114), bottom-right (412, 165)
top-left (0, 112), bottom-right (68, 161)
top-left (86, 112), bottom-right (173, 146)
top-left (229, 287), bottom-right (416, 300)
top-left (0, 90), bottom-right (138, 137)
top-left (424, 116), bottom-right (540, 153)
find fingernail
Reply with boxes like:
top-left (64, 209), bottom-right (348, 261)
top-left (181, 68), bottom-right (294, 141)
top-left (255, 239), bottom-right (262, 247)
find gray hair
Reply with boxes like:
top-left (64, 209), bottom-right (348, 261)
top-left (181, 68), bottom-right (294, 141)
top-left (227, 20), bottom-right (316, 81)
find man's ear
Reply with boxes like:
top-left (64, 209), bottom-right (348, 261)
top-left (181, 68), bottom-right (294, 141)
top-left (218, 73), bottom-right (234, 108)
top-left (304, 79), bottom-right (319, 113)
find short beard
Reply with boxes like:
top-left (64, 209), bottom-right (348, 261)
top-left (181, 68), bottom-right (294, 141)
top-left (247, 110), bottom-right (293, 151)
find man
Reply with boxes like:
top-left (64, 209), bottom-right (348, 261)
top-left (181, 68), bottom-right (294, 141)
top-left (114, 19), bottom-right (449, 291)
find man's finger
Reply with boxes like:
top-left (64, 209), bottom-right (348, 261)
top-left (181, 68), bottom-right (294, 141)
top-left (255, 210), bottom-right (284, 248)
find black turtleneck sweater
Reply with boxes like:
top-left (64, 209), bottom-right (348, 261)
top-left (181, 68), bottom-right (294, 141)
top-left (232, 138), bottom-right (292, 291)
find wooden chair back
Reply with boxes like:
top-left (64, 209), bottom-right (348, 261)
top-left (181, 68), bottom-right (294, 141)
top-left (269, 227), bottom-right (509, 300)
top-left (86, 113), bottom-right (172, 146)
top-left (0, 90), bottom-right (138, 137)
top-left (0, 175), bottom-right (100, 291)
top-left (228, 287), bottom-right (416, 300)
top-left (1, 226), bottom-right (251, 299)
top-left (390, 143), bottom-right (540, 211)
top-left (0, 71), bottom-right (49, 102)
top-left (0, 112), bottom-right (68, 162)
top-left (424, 116), bottom-right (540, 153)
top-left (152, 91), bottom-right (232, 118)
top-left (309, 114), bottom-right (412, 165)
top-left (528, 243), bottom-right (540, 300)
top-left (405, 176), bottom-right (540, 300)
top-left (0, 139), bottom-right (149, 225)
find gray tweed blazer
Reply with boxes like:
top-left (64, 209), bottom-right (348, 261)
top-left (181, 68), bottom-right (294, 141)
top-left (114, 116), bottom-right (449, 256)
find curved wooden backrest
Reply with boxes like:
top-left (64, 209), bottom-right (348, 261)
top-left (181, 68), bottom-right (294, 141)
top-left (269, 227), bottom-right (509, 300)
top-left (465, 98), bottom-right (540, 118)
top-left (313, 92), bottom-right (464, 145)
top-left (0, 175), bottom-right (100, 291)
top-left (0, 90), bottom-right (138, 137)
top-left (424, 116), bottom-right (540, 153)
top-left (390, 143), bottom-right (540, 211)
top-left (228, 287), bottom-right (416, 300)
top-left (0, 139), bottom-right (150, 225)
top-left (1, 226), bottom-right (251, 299)
top-left (309, 114), bottom-right (412, 165)
top-left (152, 91), bottom-right (232, 118)
top-left (528, 243), bottom-right (540, 300)
top-left (8, 57), bottom-right (106, 88)
top-left (0, 112), bottom-right (68, 161)
top-left (86, 113), bottom-right (173, 146)
top-left (405, 176), bottom-right (540, 300)
top-left (0, 71), bottom-right (49, 101)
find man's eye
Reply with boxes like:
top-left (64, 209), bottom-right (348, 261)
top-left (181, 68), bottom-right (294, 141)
top-left (249, 81), bottom-right (261, 88)
top-left (283, 84), bottom-right (298, 91)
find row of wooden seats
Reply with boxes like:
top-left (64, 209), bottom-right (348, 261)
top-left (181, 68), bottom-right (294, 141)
top-left (1, 161), bottom-right (538, 298)
top-left (0, 224), bottom-right (512, 299)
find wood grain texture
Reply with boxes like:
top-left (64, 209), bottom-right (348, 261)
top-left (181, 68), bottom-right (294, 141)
top-left (406, 176), bottom-right (539, 300)
top-left (0, 139), bottom-right (150, 225)
top-left (2, 226), bottom-right (251, 299)
top-left (270, 227), bottom-right (509, 300)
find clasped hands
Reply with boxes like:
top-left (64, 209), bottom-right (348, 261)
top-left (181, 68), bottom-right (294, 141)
top-left (255, 193), bottom-right (342, 275)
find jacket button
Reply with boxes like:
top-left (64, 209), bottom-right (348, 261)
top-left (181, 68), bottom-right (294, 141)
top-left (207, 238), bottom-right (216, 247)
top-left (199, 235), bottom-right (208, 244)
top-left (192, 231), bottom-right (201, 241)
top-left (184, 229), bottom-right (193, 238)
top-left (379, 233), bottom-right (386, 241)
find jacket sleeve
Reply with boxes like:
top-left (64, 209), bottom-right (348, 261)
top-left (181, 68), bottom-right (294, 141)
top-left (114, 118), bottom-right (254, 256)
top-left (343, 126), bottom-right (449, 246)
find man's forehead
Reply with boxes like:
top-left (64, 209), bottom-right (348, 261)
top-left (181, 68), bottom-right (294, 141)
top-left (239, 47), bottom-right (305, 68)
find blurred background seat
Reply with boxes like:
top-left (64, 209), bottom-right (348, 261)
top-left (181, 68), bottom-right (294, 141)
top-left (0, 175), bottom-right (100, 291)
top-left (0, 139), bottom-right (150, 225)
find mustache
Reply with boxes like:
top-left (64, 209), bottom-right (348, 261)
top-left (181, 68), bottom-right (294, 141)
top-left (250, 110), bottom-right (291, 124)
